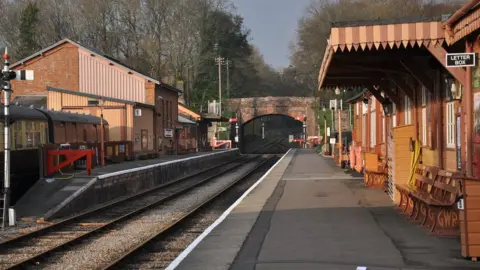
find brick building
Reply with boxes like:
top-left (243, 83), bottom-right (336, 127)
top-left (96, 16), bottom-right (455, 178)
top-left (9, 38), bottom-right (180, 156)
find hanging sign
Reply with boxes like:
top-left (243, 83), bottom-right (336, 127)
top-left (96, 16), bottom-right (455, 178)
top-left (446, 53), bottom-right (476, 68)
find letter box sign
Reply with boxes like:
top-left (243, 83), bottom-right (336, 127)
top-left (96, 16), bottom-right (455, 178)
top-left (446, 53), bottom-right (476, 68)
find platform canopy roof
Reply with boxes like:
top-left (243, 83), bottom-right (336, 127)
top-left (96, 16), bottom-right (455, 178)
top-left (316, 16), bottom-right (468, 106)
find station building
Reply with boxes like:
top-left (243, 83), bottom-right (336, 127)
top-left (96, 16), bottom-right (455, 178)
top-left (9, 39), bottom-right (181, 158)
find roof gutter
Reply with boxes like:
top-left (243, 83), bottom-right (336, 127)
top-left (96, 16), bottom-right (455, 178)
top-left (444, 0), bottom-right (480, 42)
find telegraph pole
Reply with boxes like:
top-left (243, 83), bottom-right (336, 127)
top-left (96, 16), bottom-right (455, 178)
top-left (224, 59), bottom-right (232, 99)
top-left (1, 48), bottom-right (34, 228)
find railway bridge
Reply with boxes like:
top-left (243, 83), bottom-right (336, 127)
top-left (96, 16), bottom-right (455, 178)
top-left (226, 96), bottom-right (318, 154)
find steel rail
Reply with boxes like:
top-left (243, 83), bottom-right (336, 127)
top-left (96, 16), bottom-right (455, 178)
top-left (2, 155), bottom-right (260, 269)
top-left (100, 155), bottom-right (277, 270)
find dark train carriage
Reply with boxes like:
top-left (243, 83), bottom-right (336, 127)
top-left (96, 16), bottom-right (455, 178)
top-left (37, 109), bottom-right (109, 144)
top-left (0, 106), bottom-right (108, 204)
top-left (0, 106), bottom-right (49, 204)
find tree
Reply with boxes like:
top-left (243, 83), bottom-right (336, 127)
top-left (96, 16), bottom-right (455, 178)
top-left (18, 1), bottom-right (40, 59)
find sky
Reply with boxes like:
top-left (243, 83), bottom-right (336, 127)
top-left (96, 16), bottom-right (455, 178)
top-left (232, 0), bottom-right (313, 69)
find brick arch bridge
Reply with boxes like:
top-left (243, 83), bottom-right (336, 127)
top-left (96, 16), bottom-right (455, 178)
top-left (226, 96), bottom-right (318, 139)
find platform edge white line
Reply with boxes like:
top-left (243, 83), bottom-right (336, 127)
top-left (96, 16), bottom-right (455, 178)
top-left (165, 149), bottom-right (293, 270)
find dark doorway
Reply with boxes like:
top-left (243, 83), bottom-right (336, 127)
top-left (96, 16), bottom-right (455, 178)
top-left (241, 114), bottom-right (303, 154)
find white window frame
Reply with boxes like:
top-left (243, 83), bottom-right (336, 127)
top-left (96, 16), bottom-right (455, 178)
top-left (370, 97), bottom-right (376, 147)
top-left (392, 103), bottom-right (397, 128)
top-left (421, 87), bottom-right (427, 146)
top-left (362, 114), bottom-right (366, 147)
top-left (404, 95), bottom-right (412, 125)
top-left (446, 102), bottom-right (455, 148)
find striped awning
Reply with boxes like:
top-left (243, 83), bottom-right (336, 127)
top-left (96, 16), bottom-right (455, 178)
top-left (329, 21), bottom-right (445, 52)
top-left (446, 7), bottom-right (480, 45)
top-left (318, 19), bottom-right (445, 89)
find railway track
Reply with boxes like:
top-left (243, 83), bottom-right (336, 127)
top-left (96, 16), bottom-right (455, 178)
top-left (100, 155), bottom-right (278, 270)
top-left (0, 155), bottom-right (260, 270)
top-left (249, 137), bottom-right (290, 154)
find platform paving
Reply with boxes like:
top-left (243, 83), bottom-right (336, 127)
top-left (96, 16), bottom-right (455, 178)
top-left (173, 149), bottom-right (480, 270)
top-left (14, 151), bottom-right (223, 219)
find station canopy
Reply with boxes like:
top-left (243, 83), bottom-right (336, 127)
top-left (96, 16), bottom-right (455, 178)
top-left (317, 17), bottom-right (466, 105)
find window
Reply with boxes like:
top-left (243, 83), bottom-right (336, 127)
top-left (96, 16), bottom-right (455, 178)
top-left (421, 87), bottom-right (427, 146)
top-left (362, 115), bottom-right (366, 147)
top-left (392, 103), bottom-right (397, 128)
top-left (356, 102), bottom-right (359, 116)
top-left (446, 102), bottom-right (455, 148)
top-left (404, 95), bottom-right (412, 125)
top-left (370, 98), bottom-right (376, 147)
top-left (444, 77), bottom-right (454, 101)
top-left (382, 109), bottom-right (385, 143)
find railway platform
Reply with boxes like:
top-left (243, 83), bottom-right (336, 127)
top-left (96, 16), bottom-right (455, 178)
top-left (14, 149), bottom-right (238, 220)
top-left (170, 149), bottom-right (479, 270)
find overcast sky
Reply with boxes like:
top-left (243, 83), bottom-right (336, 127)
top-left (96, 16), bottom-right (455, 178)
top-left (232, 0), bottom-right (312, 69)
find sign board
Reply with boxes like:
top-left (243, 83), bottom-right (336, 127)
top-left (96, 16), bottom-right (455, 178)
top-left (446, 53), bottom-right (476, 68)
top-left (164, 129), bottom-right (173, 138)
top-left (330, 138), bottom-right (336, 144)
top-left (289, 135), bottom-right (293, 143)
top-left (457, 198), bottom-right (465, 210)
top-left (134, 109), bottom-right (142, 116)
top-left (327, 127), bottom-right (330, 136)
top-left (217, 127), bottom-right (227, 132)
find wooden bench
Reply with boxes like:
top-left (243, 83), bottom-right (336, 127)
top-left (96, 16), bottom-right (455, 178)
top-left (363, 152), bottom-right (387, 189)
top-left (395, 164), bottom-right (433, 215)
top-left (414, 170), bottom-right (463, 236)
top-left (395, 167), bottom-right (463, 236)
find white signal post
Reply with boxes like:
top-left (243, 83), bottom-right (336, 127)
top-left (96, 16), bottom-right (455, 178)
top-left (1, 48), bottom-right (34, 228)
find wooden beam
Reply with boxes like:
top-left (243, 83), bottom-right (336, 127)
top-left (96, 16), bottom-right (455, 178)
top-left (426, 45), bottom-right (467, 86)
top-left (368, 87), bottom-right (386, 104)
top-left (385, 73), bottom-right (415, 101)
top-left (399, 60), bottom-right (434, 93)
top-left (374, 80), bottom-right (401, 105)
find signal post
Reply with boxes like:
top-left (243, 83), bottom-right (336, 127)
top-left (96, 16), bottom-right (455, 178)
top-left (1, 48), bottom-right (34, 228)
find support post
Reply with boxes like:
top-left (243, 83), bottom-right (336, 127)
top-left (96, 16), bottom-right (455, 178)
top-left (324, 117), bottom-right (327, 150)
top-left (100, 100), bottom-right (105, 167)
top-left (338, 109), bottom-right (342, 157)
top-left (466, 41), bottom-right (474, 177)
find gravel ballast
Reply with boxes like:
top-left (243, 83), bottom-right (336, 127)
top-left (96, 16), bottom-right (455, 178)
top-left (32, 159), bottom-right (261, 270)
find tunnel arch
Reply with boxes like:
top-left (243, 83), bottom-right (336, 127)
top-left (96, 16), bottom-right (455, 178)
top-left (240, 114), bottom-right (304, 154)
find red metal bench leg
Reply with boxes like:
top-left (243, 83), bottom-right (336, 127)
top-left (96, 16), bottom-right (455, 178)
top-left (428, 207), bottom-right (460, 236)
top-left (418, 203), bottom-right (430, 228)
top-left (395, 191), bottom-right (406, 210)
